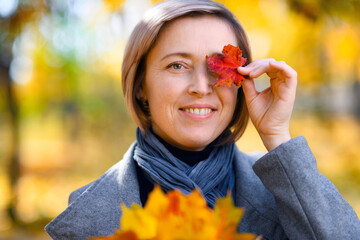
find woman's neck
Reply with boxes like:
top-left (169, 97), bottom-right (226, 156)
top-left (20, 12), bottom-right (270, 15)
top-left (153, 132), bottom-right (214, 166)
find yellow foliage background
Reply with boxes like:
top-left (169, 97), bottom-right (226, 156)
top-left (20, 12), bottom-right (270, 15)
top-left (0, 0), bottom-right (359, 239)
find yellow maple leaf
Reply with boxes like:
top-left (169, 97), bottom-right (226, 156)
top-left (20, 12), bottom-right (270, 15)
top-left (91, 186), bottom-right (261, 240)
top-left (120, 203), bottom-right (157, 239)
top-left (143, 185), bottom-right (169, 218)
top-left (214, 194), bottom-right (245, 240)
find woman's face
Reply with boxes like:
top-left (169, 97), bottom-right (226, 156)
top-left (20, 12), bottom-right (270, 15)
top-left (143, 15), bottom-right (238, 151)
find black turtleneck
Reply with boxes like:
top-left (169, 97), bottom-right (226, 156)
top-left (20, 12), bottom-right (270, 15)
top-left (135, 132), bottom-right (215, 206)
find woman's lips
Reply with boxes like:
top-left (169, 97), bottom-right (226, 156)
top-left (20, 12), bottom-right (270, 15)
top-left (179, 105), bottom-right (216, 120)
top-left (183, 107), bottom-right (212, 115)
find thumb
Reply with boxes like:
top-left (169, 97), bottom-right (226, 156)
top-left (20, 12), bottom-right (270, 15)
top-left (241, 78), bottom-right (258, 103)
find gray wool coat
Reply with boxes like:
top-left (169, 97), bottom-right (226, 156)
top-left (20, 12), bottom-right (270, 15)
top-left (45, 137), bottom-right (360, 239)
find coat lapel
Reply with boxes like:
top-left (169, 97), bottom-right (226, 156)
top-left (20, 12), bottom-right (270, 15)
top-left (233, 147), bottom-right (283, 237)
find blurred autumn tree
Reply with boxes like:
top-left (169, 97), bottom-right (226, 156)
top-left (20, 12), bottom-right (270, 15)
top-left (286, 0), bottom-right (360, 115)
top-left (0, 0), bottom-right (49, 226)
top-left (0, 0), bottom-right (359, 238)
top-left (1, 0), bottom-right (131, 233)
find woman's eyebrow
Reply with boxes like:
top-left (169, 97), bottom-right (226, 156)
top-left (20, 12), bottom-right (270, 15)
top-left (160, 51), bottom-right (223, 61)
top-left (160, 52), bottom-right (192, 61)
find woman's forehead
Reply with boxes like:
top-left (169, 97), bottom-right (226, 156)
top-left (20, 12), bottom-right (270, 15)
top-left (150, 15), bottom-right (238, 58)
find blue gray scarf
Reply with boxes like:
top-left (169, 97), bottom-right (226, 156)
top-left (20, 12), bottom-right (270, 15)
top-left (134, 128), bottom-right (235, 208)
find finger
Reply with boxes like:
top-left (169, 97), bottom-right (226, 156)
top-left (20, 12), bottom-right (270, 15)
top-left (237, 66), bottom-right (252, 76)
top-left (237, 59), bottom-right (270, 74)
top-left (269, 60), bottom-right (295, 78)
top-left (242, 78), bottom-right (258, 102)
top-left (244, 58), bottom-right (273, 67)
top-left (239, 59), bottom-right (275, 79)
top-left (267, 71), bottom-right (279, 79)
top-left (268, 60), bottom-right (297, 88)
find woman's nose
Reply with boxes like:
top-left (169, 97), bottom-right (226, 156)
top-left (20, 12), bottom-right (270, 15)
top-left (188, 66), bottom-right (214, 97)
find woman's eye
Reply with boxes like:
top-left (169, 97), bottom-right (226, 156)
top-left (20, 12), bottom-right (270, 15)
top-left (167, 63), bottom-right (184, 70)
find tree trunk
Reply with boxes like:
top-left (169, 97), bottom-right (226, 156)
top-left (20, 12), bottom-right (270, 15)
top-left (0, 64), bottom-right (21, 225)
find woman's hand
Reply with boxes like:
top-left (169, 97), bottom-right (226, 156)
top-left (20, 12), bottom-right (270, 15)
top-left (238, 59), bottom-right (297, 151)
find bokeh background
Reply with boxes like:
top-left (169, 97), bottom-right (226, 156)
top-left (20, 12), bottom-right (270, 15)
top-left (0, 0), bottom-right (359, 239)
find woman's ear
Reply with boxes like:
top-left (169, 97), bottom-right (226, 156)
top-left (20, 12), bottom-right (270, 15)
top-left (136, 87), bottom-right (150, 115)
top-left (136, 88), bottom-right (146, 101)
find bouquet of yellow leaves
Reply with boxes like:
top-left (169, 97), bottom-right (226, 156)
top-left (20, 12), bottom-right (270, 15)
top-left (91, 186), bottom-right (261, 240)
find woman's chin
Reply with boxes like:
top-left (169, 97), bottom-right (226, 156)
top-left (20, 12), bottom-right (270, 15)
top-left (174, 132), bottom-right (218, 151)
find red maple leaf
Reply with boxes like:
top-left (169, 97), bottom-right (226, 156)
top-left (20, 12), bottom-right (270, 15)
top-left (206, 44), bottom-right (247, 88)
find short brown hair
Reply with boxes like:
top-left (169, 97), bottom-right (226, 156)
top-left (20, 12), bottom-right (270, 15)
top-left (122, 0), bottom-right (252, 144)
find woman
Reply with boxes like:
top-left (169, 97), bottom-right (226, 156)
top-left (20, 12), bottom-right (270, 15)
top-left (45, 0), bottom-right (360, 239)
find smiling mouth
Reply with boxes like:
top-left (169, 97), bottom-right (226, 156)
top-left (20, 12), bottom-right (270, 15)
top-left (180, 108), bottom-right (214, 116)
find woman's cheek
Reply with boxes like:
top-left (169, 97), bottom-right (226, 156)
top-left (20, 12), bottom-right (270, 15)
top-left (217, 86), bottom-right (237, 106)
